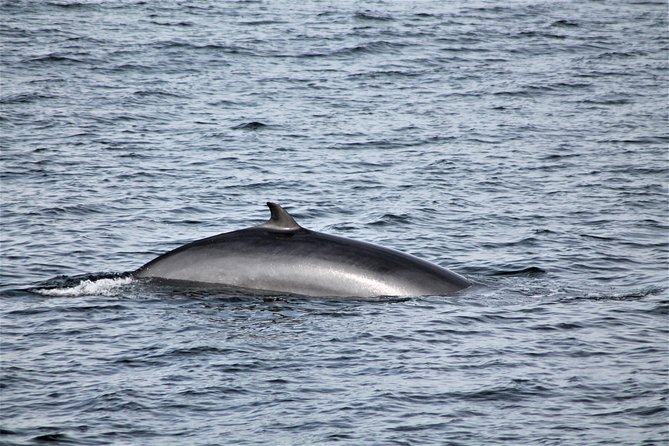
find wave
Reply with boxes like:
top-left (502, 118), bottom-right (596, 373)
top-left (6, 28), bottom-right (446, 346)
top-left (491, 266), bottom-right (547, 277)
top-left (32, 273), bottom-right (133, 297)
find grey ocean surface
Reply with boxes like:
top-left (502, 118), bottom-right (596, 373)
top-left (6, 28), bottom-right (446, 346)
top-left (1, 0), bottom-right (668, 445)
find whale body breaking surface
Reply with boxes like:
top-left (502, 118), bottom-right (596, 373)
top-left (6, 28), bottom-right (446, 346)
top-left (134, 203), bottom-right (471, 297)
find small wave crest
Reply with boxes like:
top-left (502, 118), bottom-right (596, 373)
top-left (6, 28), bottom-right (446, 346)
top-left (33, 274), bottom-right (133, 297)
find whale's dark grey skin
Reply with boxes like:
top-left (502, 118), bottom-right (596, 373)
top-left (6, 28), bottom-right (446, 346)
top-left (134, 203), bottom-right (471, 297)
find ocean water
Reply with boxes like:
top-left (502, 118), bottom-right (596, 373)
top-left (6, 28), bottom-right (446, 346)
top-left (1, 0), bottom-right (668, 444)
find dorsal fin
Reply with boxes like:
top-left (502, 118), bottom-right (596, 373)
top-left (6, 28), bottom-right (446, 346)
top-left (256, 202), bottom-right (302, 232)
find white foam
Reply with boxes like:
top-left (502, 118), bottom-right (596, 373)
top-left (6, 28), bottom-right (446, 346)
top-left (35, 276), bottom-right (134, 297)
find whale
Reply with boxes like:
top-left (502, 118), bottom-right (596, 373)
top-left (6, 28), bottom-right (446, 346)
top-left (134, 202), bottom-right (471, 297)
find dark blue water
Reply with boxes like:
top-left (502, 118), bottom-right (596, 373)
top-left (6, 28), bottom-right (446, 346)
top-left (1, 1), bottom-right (668, 444)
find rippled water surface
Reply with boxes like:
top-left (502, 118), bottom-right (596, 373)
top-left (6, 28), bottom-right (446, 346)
top-left (1, 1), bottom-right (668, 445)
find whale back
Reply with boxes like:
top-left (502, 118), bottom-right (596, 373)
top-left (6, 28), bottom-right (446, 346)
top-left (134, 203), bottom-right (470, 297)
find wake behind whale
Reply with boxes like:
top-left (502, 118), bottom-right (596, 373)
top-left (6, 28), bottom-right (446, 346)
top-left (134, 203), bottom-right (470, 297)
